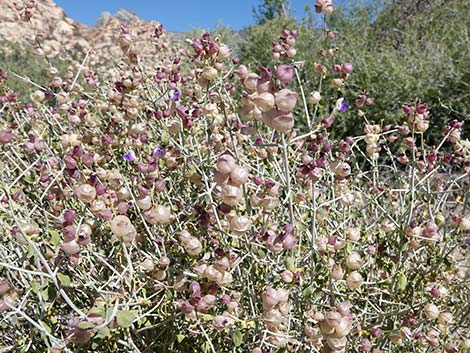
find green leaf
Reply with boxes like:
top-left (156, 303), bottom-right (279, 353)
top-left (161, 131), bottom-right (170, 145)
top-left (31, 281), bottom-right (41, 294)
top-left (95, 326), bottom-right (110, 339)
top-left (57, 273), bottom-right (71, 287)
top-left (232, 329), bottom-right (243, 347)
top-left (176, 334), bottom-right (186, 343)
top-left (48, 229), bottom-right (61, 246)
top-left (116, 310), bottom-right (138, 328)
top-left (285, 257), bottom-right (296, 272)
top-left (77, 321), bottom-right (95, 330)
top-left (398, 272), bottom-right (407, 291)
top-left (40, 320), bottom-right (52, 334)
top-left (302, 285), bottom-right (313, 298)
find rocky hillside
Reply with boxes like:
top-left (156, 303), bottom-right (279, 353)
top-left (0, 0), bottom-right (172, 73)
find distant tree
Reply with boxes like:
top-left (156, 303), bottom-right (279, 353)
top-left (253, 0), bottom-right (292, 24)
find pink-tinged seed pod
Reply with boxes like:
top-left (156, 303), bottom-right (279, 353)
top-left (230, 166), bottom-right (249, 186)
top-left (216, 154), bottom-right (236, 174)
top-left (217, 45), bottom-right (231, 61)
top-left (75, 184), bottom-right (96, 203)
top-left (159, 256), bottom-right (170, 268)
top-left (212, 314), bottom-right (234, 331)
top-left (424, 303), bottom-right (440, 319)
top-left (220, 185), bottom-right (243, 206)
top-left (342, 63), bottom-right (353, 74)
top-left (309, 91), bottom-right (321, 104)
top-left (214, 257), bottom-right (230, 271)
top-left (184, 236), bottom-right (203, 256)
top-left (345, 252), bottom-right (363, 270)
top-left (214, 171), bottom-right (230, 186)
top-left (0, 129), bottom-right (14, 144)
top-left (234, 64), bottom-right (248, 79)
top-left (197, 294), bottom-right (217, 312)
top-left (110, 215), bottom-right (136, 243)
top-left (346, 226), bottom-right (361, 241)
top-left (60, 239), bottom-right (81, 255)
top-left (332, 162), bottom-right (351, 177)
top-left (280, 270), bottom-right (294, 283)
top-left (229, 216), bottom-right (251, 233)
top-left (262, 287), bottom-right (280, 308)
top-left (202, 66), bottom-right (218, 81)
top-left (140, 258), bottom-right (155, 271)
top-left (243, 73), bottom-right (259, 93)
top-left (151, 205), bottom-right (172, 224)
top-left (262, 109), bottom-right (294, 133)
top-left (283, 234), bottom-right (297, 250)
top-left (346, 271), bottom-right (364, 289)
top-left (275, 89), bottom-right (297, 112)
top-left (0, 278), bottom-right (10, 294)
top-left (275, 64), bottom-right (295, 83)
top-left (253, 92), bottom-right (275, 112)
top-left (331, 265), bottom-right (344, 280)
top-left (136, 195), bottom-right (152, 210)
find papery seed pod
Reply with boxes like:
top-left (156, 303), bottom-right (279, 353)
top-left (216, 154), bottom-right (236, 174)
top-left (243, 73), bottom-right (259, 93)
top-left (346, 271), bottom-right (364, 289)
top-left (253, 92), bottom-right (275, 112)
top-left (262, 109), bottom-right (294, 132)
top-left (230, 166), bottom-right (249, 186)
top-left (309, 91), bottom-right (321, 104)
top-left (275, 89), bottom-right (297, 112)
top-left (151, 205), bottom-right (172, 224)
top-left (202, 66), bottom-right (218, 81)
top-left (136, 195), bottom-right (152, 210)
top-left (184, 236), bottom-right (203, 256)
top-left (60, 239), bottom-right (80, 255)
top-left (140, 258), bottom-right (155, 271)
top-left (110, 215), bottom-right (136, 243)
top-left (345, 252), bottom-right (363, 270)
top-left (424, 303), bottom-right (440, 320)
top-left (346, 226), bottom-right (361, 241)
top-left (262, 287), bottom-right (280, 308)
top-left (75, 184), bottom-right (96, 203)
top-left (212, 314), bottom-right (234, 331)
top-left (229, 215), bottom-right (251, 233)
top-left (220, 185), bottom-right (243, 206)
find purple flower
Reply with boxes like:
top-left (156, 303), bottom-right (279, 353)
top-left (123, 150), bottom-right (136, 162)
top-left (340, 101), bottom-right (348, 113)
top-left (154, 145), bottom-right (165, 158)
top-left (171, 90), bottom-right (180, 101)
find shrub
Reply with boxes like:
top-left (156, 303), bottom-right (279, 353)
top-left (0, 1), bottom-right (469, 353)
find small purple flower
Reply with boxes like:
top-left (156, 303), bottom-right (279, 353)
top-left (154, 145), bottom-right (165, 158)
top-left (340, 101), bottom-right (348, 113)
top-left (171, 90), bottom-right (180, 101)
top-left (123, 150), bottom-right (136, 162)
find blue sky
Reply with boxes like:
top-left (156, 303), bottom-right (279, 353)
top-left (54, 0), bottom-right (348, 32)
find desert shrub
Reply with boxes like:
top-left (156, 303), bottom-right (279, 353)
top-left (0, 1), bottom-right (469, 353)
top-left (240, 0), bottom-right (470, 143)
